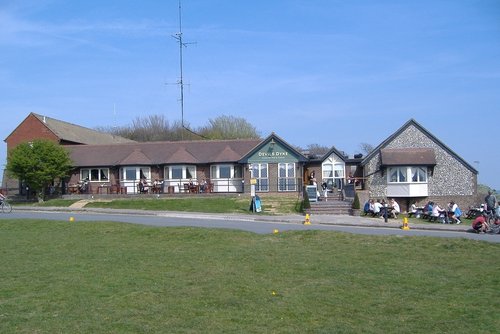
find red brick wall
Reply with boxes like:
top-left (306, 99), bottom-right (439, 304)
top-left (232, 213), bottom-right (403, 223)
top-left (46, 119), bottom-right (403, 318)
top-left (6, 114), bottom-right (59, 152)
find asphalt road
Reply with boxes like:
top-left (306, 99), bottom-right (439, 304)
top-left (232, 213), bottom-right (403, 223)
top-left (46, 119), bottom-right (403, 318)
top-left (1, 209), bottom-right (499, 243)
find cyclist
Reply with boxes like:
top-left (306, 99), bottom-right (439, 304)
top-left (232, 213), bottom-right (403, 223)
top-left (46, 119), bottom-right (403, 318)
top-left (0, 192), bottom-right (5, 204)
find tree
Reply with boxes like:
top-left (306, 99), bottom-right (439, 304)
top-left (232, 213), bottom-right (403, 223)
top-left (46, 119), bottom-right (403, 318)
top-left (6, 140), bottom-right (73, 202)
top-left (199, 115), bottom-right (261, 139)
top-left (98, 114), bottom-right (261, 141)
top-left (359, 142), bottom-right (375, 155)
top-left (97, 115), bottom-right (189, 142)
top-left (304, 144), bottom-right (330, 158)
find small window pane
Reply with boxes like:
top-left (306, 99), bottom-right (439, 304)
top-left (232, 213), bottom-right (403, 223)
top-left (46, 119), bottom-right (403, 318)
top-left (419, 168), bottom-right (427, 182)
top-left (81, 169), bottom-right (90, 181)
top-left (279, 164), bottom-right (286, 177)
top-left (234, 166), bottom-right (242, 178)
top-left (90, 169), bottom-right (99, 181)
top-left (172, 167), bottom-right (182, 179)
top-left (125, 168), bottom-right (136, 180)
top-left (260, 164), bottom-right (268, 178)
top-left (100, 169), bottom-right (109, 181)
top-left (398, 168), bottom-right (406, 182)
top-left (220, 166), bottom-right (231, 178)
top-left (389, 168), bottom-right (398, 182)
top-left (287, 163), bottom-right (295, 177)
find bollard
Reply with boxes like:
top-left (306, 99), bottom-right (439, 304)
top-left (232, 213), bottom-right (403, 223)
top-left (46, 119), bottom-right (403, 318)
top-left (304, 213), bottom-right (311, 225)
top-left (402, 217), bottom-right (410, 230)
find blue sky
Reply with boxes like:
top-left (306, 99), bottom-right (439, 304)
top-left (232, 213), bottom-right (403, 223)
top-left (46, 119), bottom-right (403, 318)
top-left (1, 0), bottom-right (499, 190)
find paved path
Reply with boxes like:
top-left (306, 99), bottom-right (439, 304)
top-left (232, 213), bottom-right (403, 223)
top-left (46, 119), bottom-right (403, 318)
top-left (14, 204), bottom-right (468, 233)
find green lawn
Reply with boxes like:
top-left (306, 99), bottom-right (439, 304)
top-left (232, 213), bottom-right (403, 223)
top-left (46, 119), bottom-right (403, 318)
top-left (38, 195), bottom-right (304, 215)
top-left (1, 219), bottom-right (498, 333)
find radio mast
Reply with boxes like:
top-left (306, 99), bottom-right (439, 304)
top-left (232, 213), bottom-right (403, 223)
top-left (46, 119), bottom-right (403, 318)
top-left (172, 0), bottom-right (205, 139)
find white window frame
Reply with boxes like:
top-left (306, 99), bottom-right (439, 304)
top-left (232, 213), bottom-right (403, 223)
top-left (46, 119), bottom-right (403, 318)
top-left (81, 168), bottom-right (109, 182)
top-left (210, 164), bottom-right (244, 193)
top-left (278, 162), bottom-right (296, 192)
top-left (249, 163), bottom-right (269, 192)
top-left (120, 167), bottom-right (151, 181)
top-left (388, 166), bottom-right (428, 183)
top-left (165, 165), bottom-right (196, 180)
top-left (322, 161), bottom-right (345, 189)
top-left (210, 164), bottom-right (242, 179)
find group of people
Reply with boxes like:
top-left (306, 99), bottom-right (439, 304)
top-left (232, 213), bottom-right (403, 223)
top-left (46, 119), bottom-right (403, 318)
top-left (187, 178), bottom-right (209, 193)
top-left (422, 200), bottom-right (462, 224)
top-left (364, 198), bottom-right (400, 219)
top-left (471, 191), bottom-right (499, 233)
top-left (139, 178), bottom-right (165, 194)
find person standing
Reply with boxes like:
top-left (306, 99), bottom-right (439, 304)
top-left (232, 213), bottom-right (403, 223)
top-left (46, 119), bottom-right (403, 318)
top-left (485, 190), bottom-right (497, 213)
top-left (321, 181), bottom-right (328, 201)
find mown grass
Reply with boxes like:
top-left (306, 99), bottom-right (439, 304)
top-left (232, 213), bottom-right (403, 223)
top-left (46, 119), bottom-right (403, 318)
top-left (82, 195), bottom-right (302, 215)
top-left (0, 219), bottom-right (498, 333)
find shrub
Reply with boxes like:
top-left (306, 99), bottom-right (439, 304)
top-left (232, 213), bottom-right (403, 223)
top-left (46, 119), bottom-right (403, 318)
top-left (352, 192), bottom-right (360, 209)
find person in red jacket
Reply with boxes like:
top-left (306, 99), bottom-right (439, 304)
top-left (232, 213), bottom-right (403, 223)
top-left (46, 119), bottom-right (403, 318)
top-left (472, 212), bottom-right (489, 233)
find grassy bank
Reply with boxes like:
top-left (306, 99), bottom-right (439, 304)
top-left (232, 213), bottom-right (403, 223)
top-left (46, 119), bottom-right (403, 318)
top-left (1, 219), bottom-right (498, 333)
top-left (31, 195), bottom-right (303, 215)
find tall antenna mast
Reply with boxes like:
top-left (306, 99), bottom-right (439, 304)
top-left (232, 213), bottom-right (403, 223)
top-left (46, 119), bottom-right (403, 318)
top-left (171, 0), bottom-right (206, 140)
top-left (175, 0), bottom-right (186, 127)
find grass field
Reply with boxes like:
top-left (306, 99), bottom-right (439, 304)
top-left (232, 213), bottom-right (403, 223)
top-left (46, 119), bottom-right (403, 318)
top-left (33, 195), bottom-right (303, 215)
top-left (1, 219), bottom-right (498, 333)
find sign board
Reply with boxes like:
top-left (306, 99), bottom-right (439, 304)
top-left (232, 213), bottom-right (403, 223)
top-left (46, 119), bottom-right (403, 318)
top-left (250, 178), bottom-right (257, 185)
top-left (343, 184), bottom-right (355, 200)
top-left (306, 185), bottom-right (318, 202)
top-left (250, 195), bottom-right (262, 213)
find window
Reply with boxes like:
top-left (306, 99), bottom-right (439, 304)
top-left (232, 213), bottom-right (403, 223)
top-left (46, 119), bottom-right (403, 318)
top-left (165, 165), bottom-right (196, 180)
top-left (250, 163), bottom-right (268, 192)
top-left (388, 166), bottom-right (428, 183)
top-left (321, 162), bottom-right (345, 190)
top-left (210, 164), bottom-right (242, 179)
top-left (219, 166), bottom-right (231, 178)
top-left (278, 163), bottom-right (296, 191)
top-left (411, 167), bottom-right (427, 182)
top-left (81, 168), bottom-right (109, 182)
top-left (120, 167), bottom-right (150, 181)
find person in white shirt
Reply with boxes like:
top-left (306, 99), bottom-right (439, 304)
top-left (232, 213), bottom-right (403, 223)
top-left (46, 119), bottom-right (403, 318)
top-left (390, 198), bottom-right (400, 218)
top-left (373, 199), bottom-right (383, 217)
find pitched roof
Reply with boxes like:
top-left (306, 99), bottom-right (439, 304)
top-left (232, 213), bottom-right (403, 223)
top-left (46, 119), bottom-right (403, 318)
top-left (361, 119), bottom-right (477, 173)
top-left (31, 113), bottom-right (134, 145)
top-left (118, 149), bottom-right (153, 165)
top-left (66, 138), bottom-right (263, 167)
top-left (238, 132), bottom-right (308, 163)
top-left (380, 148), bottom-right (436, 166)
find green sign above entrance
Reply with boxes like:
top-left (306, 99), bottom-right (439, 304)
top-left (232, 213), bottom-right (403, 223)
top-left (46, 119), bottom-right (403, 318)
top-left (247, 141), bottom-right (299, 163)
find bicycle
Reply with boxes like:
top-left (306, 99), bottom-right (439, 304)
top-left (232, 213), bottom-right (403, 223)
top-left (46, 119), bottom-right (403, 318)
top-left (1, 198), bottom-right (12, 213)
top-left (485, 210), bottom-right (499, 234)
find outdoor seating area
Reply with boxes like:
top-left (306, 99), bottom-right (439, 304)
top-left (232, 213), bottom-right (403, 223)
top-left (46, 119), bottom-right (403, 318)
top-left (67, 182), bottom-right (127, 195)
top-left (181, 179), bottom-right (213, 194)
